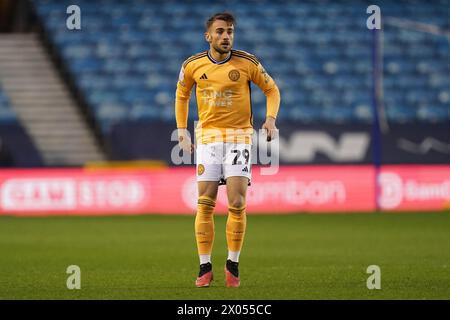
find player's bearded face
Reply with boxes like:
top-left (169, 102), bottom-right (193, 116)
top-left (207, 20), bottom-right (234, 54)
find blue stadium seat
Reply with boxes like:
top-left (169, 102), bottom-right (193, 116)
top-left (386, 105), bottom-right (417, 124)
top-left (321, 106), bottom-right (357, 124)
top-left (417, 105), bottom-right (450, 123)
top-left (287, 105), bottom-right (322, 123)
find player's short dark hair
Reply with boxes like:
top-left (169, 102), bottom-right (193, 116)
top-left (205, 12), bottom-right (236, 31)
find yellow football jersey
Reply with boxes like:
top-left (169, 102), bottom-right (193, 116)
top-left (175, 50), bottom-right (280, 144)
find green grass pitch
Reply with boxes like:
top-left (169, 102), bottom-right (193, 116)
top-left (0, 212), bottom-right (449, 299)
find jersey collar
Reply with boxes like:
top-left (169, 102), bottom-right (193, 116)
top-left (207, 50), bottom-right (232, 65)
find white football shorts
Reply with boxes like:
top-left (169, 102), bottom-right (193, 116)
top-left (196, 142), bottom-right (252, 185)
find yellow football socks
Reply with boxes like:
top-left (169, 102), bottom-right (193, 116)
top-left (195, 196), bottom-right (216, 255)
top-left (226, 206), bottom-right (247, 254)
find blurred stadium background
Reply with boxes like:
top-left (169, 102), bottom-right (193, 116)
top-left (0, 0), bottom-right (450, 298)
top-left (0, 0), bottom-right (448, 214)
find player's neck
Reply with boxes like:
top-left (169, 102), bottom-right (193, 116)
top-left (208, 48), bottom-right (231, 62)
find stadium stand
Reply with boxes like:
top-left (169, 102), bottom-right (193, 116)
top-left (0, 84), bottom-right (43, 166)
top-left (1, 0), bottom-right (447, 163)
top-left (0, 87), bottom-right (17, 124)
top-left (0, 32), bottom-right (105, 166)
top-left (31, 0), bottom-right (449, 135)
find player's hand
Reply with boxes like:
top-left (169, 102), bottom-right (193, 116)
top-left (177, 129), bottom-right (195, 153)
top-left (262, 116), bottom-right (277, 142)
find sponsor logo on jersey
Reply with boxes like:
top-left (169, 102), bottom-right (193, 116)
top-left (200, 73), bottom-right (208, 80)
top-left (201, 88), bottom-right (233, 107)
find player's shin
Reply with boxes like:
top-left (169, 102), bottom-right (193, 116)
top-left (195, 196), bottom-right (216, 263)
top-left (226, 206), bottom-right (247, 262)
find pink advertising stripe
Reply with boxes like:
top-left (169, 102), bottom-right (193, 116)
top-left (0, 166), bottom-right (376, 216)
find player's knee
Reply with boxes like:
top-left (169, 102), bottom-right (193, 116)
top-left (197, 195), bottom-right (216, 216)
top-left (198, 185), bottom-right (218, 201)
top-left (228, 197), bottom-right (246, 212)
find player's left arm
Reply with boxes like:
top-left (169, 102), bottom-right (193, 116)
top-left (250, 59), bottom-right (281, 141)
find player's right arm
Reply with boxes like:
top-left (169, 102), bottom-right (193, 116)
top-left (175, 61), bottom-right (195, 153)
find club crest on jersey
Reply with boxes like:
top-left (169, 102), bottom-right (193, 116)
top-left (197, 164), bottom-right (205, 176)
top-left (228, 69), bottom-right (240, 81)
